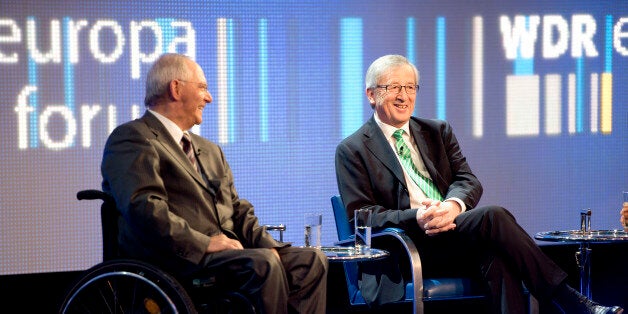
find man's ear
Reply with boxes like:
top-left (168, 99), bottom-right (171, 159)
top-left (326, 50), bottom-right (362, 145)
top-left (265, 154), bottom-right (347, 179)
top-left (366, 88), bottom-right (375, 104)
top-left (169, 79), bottom-right (182, 101)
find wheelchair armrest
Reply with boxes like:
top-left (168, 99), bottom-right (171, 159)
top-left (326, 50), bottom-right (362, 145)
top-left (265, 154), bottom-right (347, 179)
top-left (264, 224), bottom-right (286, 232)
top-left (77, 189), bottom-right (119, 261)
top-left (264, 224), bottom-right (286, 242)
top-left (77, 189), bottom-right (114, 203)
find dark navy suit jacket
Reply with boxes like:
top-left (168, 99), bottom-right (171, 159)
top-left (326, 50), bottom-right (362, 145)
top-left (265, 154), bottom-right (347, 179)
top-left (334, 115), bottom-right (484, 304)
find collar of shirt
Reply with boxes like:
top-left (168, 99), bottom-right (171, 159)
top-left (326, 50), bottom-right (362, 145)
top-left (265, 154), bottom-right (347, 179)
top-left (373, 112), bottom-right (412, 146)
top-left (148, 109), bottom-right (186, 143)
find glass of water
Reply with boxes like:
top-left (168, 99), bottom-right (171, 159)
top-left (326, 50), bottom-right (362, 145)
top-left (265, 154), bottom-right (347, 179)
top-left (354, 209), bottom-right (372, 255)
top-left (304, 212), bottom-right (322, 248)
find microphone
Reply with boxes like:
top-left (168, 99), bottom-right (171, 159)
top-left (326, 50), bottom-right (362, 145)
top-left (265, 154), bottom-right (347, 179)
top-left (195, 147), bottom-right (202, 156)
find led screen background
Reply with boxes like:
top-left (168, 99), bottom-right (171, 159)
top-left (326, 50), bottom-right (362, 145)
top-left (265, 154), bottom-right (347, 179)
top-left (1, 0), bottom-right (627, 275)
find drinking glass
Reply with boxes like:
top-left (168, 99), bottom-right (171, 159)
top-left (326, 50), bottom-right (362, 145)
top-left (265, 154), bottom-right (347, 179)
top-left (354, 209), bottom-right (372, 255)
top-left (304, 212), bottom-right (322, 248)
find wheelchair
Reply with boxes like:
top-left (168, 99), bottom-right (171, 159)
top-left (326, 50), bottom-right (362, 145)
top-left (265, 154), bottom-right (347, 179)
top-left (59, 189), bottom-right (286, 314)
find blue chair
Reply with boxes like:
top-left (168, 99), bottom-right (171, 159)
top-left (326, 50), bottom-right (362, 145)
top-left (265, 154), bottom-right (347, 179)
top-left (331, 195), bottom-right (520, 314)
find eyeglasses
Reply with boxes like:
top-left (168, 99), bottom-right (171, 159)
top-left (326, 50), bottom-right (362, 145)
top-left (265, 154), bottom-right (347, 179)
top-left (177, 79), bottom-right (209, 93)
top-left (375, 84), bottom-right (419, 95)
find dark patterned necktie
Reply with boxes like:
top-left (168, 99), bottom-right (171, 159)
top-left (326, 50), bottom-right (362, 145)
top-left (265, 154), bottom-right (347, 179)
top-left (392, 129), bottom-right (443, 201)
top-left (180, 132), bottom-right (199, 173)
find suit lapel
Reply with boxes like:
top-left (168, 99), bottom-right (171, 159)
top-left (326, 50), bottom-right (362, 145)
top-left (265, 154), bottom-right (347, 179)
top-left (142, 112), bottom-right (209, 190)
top-left (408, 118), bottom-right (447, 196)
top-left (363, 117), bottom-right (408, 189)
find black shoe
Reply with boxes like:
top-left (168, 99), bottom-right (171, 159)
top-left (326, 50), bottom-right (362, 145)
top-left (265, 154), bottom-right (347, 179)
top-left (581, 298), bottom-right (623, 314)
top-left (553, 283), bottom-right (623, 314)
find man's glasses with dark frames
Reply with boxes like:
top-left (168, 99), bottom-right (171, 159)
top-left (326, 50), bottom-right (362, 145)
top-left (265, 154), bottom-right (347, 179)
top-left (375, 84), bottom-right (419, 95)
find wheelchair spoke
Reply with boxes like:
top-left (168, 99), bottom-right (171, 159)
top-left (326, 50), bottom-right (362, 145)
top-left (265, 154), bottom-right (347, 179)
top-left (62, 269), bottom-right (181, 313)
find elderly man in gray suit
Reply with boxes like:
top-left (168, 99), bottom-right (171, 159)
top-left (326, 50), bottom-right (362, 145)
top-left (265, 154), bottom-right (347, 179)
top-left (101, 53), bottom-right (327, 314)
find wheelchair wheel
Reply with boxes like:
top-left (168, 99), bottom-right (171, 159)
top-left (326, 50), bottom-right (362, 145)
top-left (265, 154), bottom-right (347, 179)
top-left (59, 259), bottom-right (197, 314)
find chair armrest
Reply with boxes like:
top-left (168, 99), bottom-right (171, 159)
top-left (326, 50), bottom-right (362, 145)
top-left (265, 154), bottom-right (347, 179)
top-left (333, 236), bottom-right (354, 247)
top-left (371, 228), bottom-right (424, 313)
top-left (334, 227), bottom-right (424, 312)
top-left (332, 227), bottom-right (425, 313)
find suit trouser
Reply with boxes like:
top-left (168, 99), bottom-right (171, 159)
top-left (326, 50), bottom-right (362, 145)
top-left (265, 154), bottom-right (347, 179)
top-left (199, 246), bottom-right (328, 314)
top-left (360, 206), bottom-right (567, 314)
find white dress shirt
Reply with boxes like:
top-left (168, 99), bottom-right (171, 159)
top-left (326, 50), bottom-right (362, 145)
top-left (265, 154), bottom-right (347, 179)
top-left (373, 113), bottom-right (466, 215)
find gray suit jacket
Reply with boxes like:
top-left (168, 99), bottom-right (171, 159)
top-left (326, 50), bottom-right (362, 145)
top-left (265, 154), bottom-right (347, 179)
top-left (101, 111), bottom-right (284, 276)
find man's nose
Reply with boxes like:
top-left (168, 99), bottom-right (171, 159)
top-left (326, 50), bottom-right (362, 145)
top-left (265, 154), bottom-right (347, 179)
top-left (396, 90), bottom-right (409, 100)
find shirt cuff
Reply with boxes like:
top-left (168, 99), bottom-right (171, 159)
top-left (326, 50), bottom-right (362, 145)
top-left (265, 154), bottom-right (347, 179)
top-left (414, 205), bottom-right (426, 220)
top-left (414, 198), bottom-right (466, 221)
top-left (445, 197), bottom-right (466, 213)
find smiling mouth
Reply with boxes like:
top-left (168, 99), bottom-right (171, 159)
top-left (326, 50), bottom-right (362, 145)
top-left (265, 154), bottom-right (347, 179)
top-left (394, 104), bottom-right (408, 109)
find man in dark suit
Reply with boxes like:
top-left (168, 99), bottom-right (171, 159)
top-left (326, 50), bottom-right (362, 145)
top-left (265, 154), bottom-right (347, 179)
top-left (101, 53), bottom-right (327, 314)
top-left (334, 54), bottom-right (622, 314)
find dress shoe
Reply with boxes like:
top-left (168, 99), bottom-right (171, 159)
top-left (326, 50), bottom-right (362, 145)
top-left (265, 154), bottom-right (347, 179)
top-left (581, 297), bottom-right (623, 314)
top-left (553, 283), bottom-right (623, 314)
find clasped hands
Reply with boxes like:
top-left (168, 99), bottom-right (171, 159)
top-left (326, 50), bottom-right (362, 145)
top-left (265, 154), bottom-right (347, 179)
top-left (621, 205), bottom-right (628, 231)
top-left (416, 199), bottom-right (462, 235)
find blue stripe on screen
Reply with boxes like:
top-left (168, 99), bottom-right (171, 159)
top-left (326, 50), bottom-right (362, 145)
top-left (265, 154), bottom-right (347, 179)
top-left (436, 17), bottom-right (446, 119)
top-left (27, 17), bottom-right (38, 148)
top-left (605, 15), bottom-right (613, 73)
top-left (406, 17), bottom-right (416, 64)
top-left (259, 19), bottom-right (269, 142)
top-left (63, 17), bottom-right (74, 113)
top-left (157, 18), bottom-right (175, 53)
top-left (513, 16), bottom-right (534, 76)
top-left (576, 57), bottom-right (583, 133)
top-left (340, 18), bottom-right (363, 138)
top-left (228, 19), bottom-right (236, 143)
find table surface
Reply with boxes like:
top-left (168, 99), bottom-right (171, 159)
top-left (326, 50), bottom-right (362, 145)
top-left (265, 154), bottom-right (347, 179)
top-left (535, 229), bottom-right (628, 243)
top-left (318, 246), bottom-right (389, 261)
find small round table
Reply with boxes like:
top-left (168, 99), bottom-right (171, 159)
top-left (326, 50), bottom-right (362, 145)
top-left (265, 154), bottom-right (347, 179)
top-left (534, 229), bottom-right (628, 299)
top-left (318, 246), bottom-right (389, 262)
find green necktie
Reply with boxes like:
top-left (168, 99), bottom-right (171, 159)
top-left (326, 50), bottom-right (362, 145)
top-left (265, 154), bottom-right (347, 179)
top-left (392, 129), bottom-right (443, 201)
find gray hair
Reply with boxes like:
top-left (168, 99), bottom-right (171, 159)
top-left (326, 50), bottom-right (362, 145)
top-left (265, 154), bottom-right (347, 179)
top-left (144, 53), bottom-right (193, 107)
top-left (364, 54), bottom-right (419, 90)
